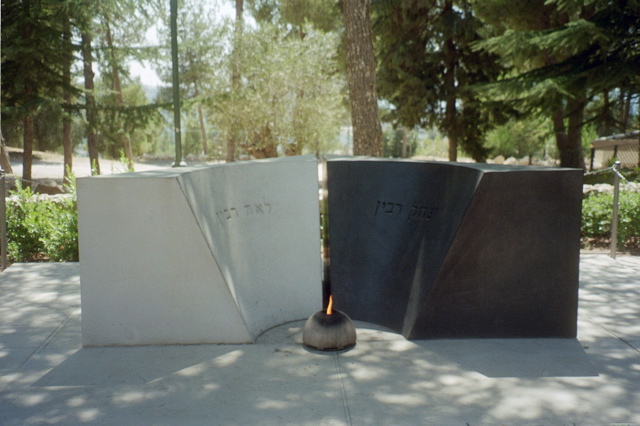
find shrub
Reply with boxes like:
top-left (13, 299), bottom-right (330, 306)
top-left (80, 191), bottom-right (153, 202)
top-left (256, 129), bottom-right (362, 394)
top-left (6, 178), bottom-right (78, 263)
top-left (582, 190), bottom-right (640, 250)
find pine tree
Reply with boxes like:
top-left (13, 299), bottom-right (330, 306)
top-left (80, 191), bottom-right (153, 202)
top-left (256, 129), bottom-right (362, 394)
top-left (374, 0), bottom-right (506, 162)
top-left (1, 0), bottom-right (68, 184)
top-left (474, 0), bottom-right (640, 168)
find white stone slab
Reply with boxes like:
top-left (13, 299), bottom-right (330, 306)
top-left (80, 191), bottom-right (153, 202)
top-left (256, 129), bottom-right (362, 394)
top-left (78, 170), bottom-right (252, 346)
top-left (78, 156), bottom-right (322, 346)
top-left (177, 156), bottom-right (322, 337)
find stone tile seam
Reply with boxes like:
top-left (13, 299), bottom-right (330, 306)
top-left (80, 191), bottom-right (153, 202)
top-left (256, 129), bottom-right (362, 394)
top-left (585, 314), bottom-right (640, 354)
top-left (334, 354), bottom-right (353, 426)
top-left (37, 307), bottom-right (81, 354)
top-left (613, 258), bottom-right (640, 275)
top-left (0, 307), bottom-right (80, 392)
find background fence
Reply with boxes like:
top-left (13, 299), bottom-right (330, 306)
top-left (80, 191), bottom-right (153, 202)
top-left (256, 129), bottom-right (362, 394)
top-left (590, 132), bottom-right (639, 171)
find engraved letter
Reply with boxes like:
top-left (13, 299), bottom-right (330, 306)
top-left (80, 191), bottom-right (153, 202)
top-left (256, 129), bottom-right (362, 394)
top-left (216, 210), bottom-right (225, 224)
top-left (384, 202), bottom-right (394, 215)
top-left (408, 205), bottom-right (419, 220)
top-left (419, 206), bottom-right (429, 219)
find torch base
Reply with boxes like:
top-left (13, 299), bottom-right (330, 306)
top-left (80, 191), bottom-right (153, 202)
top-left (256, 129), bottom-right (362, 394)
top-left (302, 309), bottom-right (356, 351)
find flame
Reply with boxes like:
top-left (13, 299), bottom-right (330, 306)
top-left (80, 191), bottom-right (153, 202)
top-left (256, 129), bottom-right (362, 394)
top-left (327, 295), bottom-right (333, 315)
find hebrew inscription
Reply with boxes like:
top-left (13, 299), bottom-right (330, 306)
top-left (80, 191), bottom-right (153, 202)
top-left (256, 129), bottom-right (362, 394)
top-left (374, 200), bottom-right (403, 217)
top-left (374, 200), bottom-right (439, 222)
top-left (216, 198), bottom-right (273, 223)
top-left (408, 205), bottom-right (439, 222)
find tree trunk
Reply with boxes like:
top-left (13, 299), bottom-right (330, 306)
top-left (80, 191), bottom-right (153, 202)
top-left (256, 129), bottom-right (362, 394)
top-left (444, 93), bottom-right (458, 162)
top-left (401, 127), bottom-right (407, 158)
top-left (244, 124), bottom-right (278, 159)
top-left (603, 90), bottom-right (611, 136)
top-left (63, 16), bottom-right (73, 185)
top-left (618, 88), bottom-right (626, 132)
top-left (226, 0), bottom-right (244, 163)
top-left (566, 95), bottom-right (586, 169)
top-left (105, 20), bottom-right (134, 171)
top-left (442, 2), bottom-right (458, 162)
top-left (552, 98), bottom-right (586, 169)
top-left (21, 0), bottom-right (34, 186)
top-left (622, 89), bottom-right (632, 132)
top-left (0, 132), bottom-right (13, 174)
top-left (23, 115), bottom-right (34, 185)
top-left (195, 85), bottom-right (208, 156)
top-left (81, 30), bottom-right (100, 175)
top-left (63, 102), bottom-right (73, 183)
top-left (197, 105), bottom-right (208, 157)
top-left (637, 128), bottom-right (640, 168)
top-left (637, 96), bottom-right (640, 167)
top-left (249, 145), bottom-right (278, 159)
top-left (343, 0), bottom-right (383, 157)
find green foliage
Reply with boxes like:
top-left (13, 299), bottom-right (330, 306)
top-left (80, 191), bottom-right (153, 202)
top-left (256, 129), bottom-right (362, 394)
top-left (207, 22), bottom-right (345, 157)
top-left (413, 129), bottom-right (450, 158)
top-left (1, 0), bottom-right (70, 117)
top-left (91, 159), bottom-right (100, 176)
top-left (6, 178), bottom-right (79, 263)
top-left (582, 190), bottom-right (640, 250)
top-left (95, 81), bottom-right (162, 159)
top-left (374, 0), bottom-right (509, 162)
top-left (110, 149), bottom-right (135, 174)
top-left (485, 116), bottom-right (549, 158)
top-left (248, 0), bottom-right (342, 33)
top-left (1, 0), bottom-right (164, 162)
top-left (6, 182), bottom-right (44, 263)
top-left (383, 127), bottom-right (418, 158)
top-left (583, 167), bottom-right (640, 185)
top-left (474, 0), bottom-right (640, 168)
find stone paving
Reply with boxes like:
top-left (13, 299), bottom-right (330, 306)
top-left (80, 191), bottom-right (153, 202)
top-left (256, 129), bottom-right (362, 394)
top-left (0, 255), bottom-right (639, 425)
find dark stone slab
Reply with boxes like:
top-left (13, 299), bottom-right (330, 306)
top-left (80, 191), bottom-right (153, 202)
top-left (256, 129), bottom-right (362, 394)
top-left (326, 157), bottom-right (582, 339)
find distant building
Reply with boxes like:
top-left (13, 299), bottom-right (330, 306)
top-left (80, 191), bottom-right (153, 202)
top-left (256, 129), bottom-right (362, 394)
top-left (591, 131), bottom-right (639, 170)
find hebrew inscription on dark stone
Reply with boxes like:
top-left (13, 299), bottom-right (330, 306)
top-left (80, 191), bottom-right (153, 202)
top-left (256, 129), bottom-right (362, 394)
top-left (326, 157), bottom-right (583, 339)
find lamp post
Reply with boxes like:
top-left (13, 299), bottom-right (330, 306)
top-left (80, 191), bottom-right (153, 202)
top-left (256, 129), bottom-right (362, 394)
top-left (171, 0), bottom-right (185, 167)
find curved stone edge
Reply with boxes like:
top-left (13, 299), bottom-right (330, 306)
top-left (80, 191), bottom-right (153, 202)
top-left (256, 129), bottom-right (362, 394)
top-left (176, 156), bottom-right (323, 338)
top-left (326, 159), bottom-right (483, 334)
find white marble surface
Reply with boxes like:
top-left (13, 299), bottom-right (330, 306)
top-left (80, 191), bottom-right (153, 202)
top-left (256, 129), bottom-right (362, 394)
top-left (177, 156), bottom-right (322, 337)
top-left (77, 156), bottom-right (322, 346)
top-left (78, 170), bottom-right (252, 346)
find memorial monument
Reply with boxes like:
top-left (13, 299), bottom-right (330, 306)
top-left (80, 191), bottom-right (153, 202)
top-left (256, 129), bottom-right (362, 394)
top-left (78, 156), bottom-right (582, 346)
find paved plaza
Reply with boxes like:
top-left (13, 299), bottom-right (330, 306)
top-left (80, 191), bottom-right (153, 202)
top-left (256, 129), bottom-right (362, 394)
top-left (1, 254), bottom-right (639, 425)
